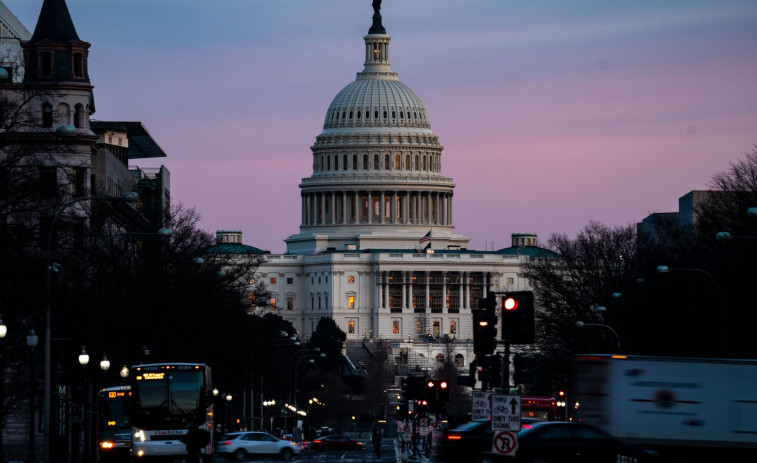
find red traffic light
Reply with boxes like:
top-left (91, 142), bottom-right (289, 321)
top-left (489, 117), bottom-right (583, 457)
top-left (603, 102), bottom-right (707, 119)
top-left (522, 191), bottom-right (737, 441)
top-left (440, 381), bottom-right (448, 389)
top-left (478, 320), bottom-right (489, 327)
top-left (503, 297), bottom-right (518, 311)
top-left (426, 381), bottom-right (435, 389)
top-left (558, 390), bottom-right (565, 397)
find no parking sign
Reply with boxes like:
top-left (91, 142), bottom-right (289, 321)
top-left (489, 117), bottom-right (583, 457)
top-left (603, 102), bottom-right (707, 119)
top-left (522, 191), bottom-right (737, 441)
top-left (492, 430), bottom-right (517, 456)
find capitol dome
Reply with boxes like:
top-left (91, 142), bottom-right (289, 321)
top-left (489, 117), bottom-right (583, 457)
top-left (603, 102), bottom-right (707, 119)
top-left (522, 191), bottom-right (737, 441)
top-left (285, 2), bottom-right (470, 255)
top-left (323, 78), bottom-right (431, 131)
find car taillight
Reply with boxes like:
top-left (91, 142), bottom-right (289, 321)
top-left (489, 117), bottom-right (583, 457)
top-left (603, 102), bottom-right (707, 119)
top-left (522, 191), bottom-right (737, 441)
top-left (522, 424), bottom-right (532, 429)
top-left (219, 440), bottom-right (232, 445)
top-left (313, 440), bottom-right (322, 443)
top-left (447, 434), bottom-right (462, 440)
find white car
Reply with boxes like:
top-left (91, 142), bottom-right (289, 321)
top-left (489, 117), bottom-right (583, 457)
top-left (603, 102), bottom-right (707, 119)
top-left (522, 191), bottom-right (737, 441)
top-left (217, 431), bottom-right (300, 461)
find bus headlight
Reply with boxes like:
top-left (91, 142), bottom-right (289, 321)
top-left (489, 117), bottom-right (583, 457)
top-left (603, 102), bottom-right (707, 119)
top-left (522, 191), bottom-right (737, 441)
top-left (100, 441), bottom-right (115, 449)
top-left (134, 429), bottom-right (146, 442)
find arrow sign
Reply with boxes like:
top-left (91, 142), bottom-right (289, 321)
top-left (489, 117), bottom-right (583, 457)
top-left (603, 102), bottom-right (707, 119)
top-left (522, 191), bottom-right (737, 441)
top-left (491, 395), bottom-right (521, 431)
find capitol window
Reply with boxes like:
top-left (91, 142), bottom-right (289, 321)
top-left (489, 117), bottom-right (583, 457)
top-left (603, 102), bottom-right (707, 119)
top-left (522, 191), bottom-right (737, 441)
top-left (348, 295), bottom-right (355, 309)
top-left (392, 111), bottom-right (396, 119)
top-left (348, 320), bottom-right (355, 334)
top-left (348, 276), bottom-right (355, 283)
top-left (383, 110), bottom-right (387, 119)
top-left (392, 320), bottom-right (400, 334)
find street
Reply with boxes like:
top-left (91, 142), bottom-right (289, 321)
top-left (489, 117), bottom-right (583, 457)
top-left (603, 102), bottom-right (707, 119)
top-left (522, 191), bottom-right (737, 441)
top-left (210, 438), bottom-right (419, 463)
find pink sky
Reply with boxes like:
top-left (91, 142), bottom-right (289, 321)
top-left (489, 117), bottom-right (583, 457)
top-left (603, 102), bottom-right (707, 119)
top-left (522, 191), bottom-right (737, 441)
top-left (6, 0), bottom-right (757, 253)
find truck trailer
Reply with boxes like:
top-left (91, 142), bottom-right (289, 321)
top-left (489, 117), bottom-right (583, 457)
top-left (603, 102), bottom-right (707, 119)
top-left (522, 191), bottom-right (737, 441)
top-left (572, 354), bottom-right (757, 458)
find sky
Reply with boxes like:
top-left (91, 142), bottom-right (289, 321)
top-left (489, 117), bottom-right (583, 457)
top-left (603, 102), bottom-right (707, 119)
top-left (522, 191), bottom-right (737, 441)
top-left (5, 0), bottom-right (757, 253)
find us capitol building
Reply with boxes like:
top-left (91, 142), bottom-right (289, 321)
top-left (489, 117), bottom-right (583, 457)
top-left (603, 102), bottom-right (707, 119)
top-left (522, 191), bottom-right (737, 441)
top-left (211, 2), bottom-right (551, 368)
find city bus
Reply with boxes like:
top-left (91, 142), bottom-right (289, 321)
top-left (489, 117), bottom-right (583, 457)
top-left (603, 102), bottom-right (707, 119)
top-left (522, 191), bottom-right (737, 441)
top-left (521, 396), bottom-right (559, 421)
top-left (97, 386), bottom-right (132, 463)
top-left (129, 363), bottom-right (214, 461)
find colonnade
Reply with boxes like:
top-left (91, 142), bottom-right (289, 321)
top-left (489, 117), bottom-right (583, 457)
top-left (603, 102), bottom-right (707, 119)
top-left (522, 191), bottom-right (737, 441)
top-left (301, 190), bottom-right (453, 227)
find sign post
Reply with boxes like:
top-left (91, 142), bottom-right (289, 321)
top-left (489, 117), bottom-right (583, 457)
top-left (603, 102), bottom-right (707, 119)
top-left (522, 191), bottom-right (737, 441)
top-left (491, 394), bottom-right (520, 457)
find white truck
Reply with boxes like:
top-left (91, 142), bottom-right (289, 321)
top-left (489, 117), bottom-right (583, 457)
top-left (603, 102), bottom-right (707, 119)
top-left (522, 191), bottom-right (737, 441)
top-left (572, 354), bottom-right (757, 458)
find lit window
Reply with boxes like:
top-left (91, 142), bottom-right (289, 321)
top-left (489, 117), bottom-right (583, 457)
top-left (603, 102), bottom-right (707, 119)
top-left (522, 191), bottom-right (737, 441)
top-left (270, 297), bottom-right (277, 310)
top-left (287, 298), bottom-right (293, 310)
top-left (249, 278), bottom-right (256, 284)
top-left (348, 320), bottom-right (355, 334)
top-left (348, 295), bottom-right (355, 309)
top-left (348, 276), bottom-right (355, 283)
top-left (392, 321), bottom-right (400, 334)
top-left (507, 277), bottom-right (514, 285)
top-left (450, 321), bottom-right (457, 334)
top-left (270, 277), bottom-right (277, 284)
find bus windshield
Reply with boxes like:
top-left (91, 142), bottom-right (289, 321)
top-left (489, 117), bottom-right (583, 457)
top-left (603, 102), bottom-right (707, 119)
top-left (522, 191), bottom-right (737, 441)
top-left (100, 391), bottom-right (131, 430)
top-left (133, 369), bottom-right (204, 429)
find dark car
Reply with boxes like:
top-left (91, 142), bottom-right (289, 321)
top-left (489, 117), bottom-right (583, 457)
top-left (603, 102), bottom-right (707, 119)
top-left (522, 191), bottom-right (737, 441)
top-left (310, 435), bottom-right (365, 451)
top-left (503, 421), bottom-right (663, 462)
top-left (432, 419), bottom-right (543, 463)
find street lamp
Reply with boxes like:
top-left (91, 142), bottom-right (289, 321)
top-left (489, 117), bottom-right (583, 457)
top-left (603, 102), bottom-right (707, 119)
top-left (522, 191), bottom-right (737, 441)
top-left (575, 321), bottom-right (621, 352)
top-left (43, 192), bottom-right (139, 463)
top-left (25, 329), bottom-right (39, 463)
top-left (100, 354), bottom-right (110, 372)
top-left (656, 264), bottom-right (726, 353)
top-left (79, 347), bottom-right (90, 463)
top-left (0, 317), bottom-right (6, 463)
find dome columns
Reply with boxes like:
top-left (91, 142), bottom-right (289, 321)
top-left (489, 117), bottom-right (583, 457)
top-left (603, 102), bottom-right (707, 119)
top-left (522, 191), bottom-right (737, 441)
top-left (300, 190), bottom-right (454, 227)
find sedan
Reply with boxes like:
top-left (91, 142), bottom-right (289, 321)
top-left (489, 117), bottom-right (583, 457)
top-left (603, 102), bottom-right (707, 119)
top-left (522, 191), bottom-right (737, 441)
top-left (508, 421), bottom-right (663, 462)
top-left (310, 435), bottom-right (365, 451)
top-left (217, 431), bottom-right (300, 461)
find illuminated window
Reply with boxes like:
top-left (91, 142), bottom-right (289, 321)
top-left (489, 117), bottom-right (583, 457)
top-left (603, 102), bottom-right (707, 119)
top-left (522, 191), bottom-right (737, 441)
top-left (348, 320), bottom-right (355, 334)
top-left (507, 277), bottom-right (514, 285)
top-left (270, 297), bottom-right (276, 310)
top-left (450, 320), bottom-right (457, 335)
top-left (287, 298), bottom-right (294, 310)
top-left (416, 320), bottom-right (423, 334)
top-left (249, 278), bottom-right (255, 284)
top-left (348, 276), bottom-right (355, 283)
top-left (348, 295), bottom-right (355, 309)
top-left (270, 277), bottom-right (276, 284)
top-left (392, 320), bottom-right (400, 334)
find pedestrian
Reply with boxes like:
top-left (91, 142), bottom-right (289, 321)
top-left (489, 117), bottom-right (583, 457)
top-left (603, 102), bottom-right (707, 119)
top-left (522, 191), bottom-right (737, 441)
top-left (183, 424), bottom-right (207, 463)
top-left (372, 426), bottom-right (382, 458)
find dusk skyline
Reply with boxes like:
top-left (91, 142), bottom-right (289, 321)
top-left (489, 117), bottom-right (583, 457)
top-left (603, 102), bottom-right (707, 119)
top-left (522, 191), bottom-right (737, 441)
top-left (5, 0), bottom-right (756, 253)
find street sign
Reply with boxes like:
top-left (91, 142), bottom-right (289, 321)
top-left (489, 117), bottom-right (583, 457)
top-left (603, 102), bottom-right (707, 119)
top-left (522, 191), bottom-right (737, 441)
top-left (492, 430), bottom-right (518, 456)
top-left (471, 391), bottom-right (493, 420)
top-left (491, 394), bottom-right (521, 431)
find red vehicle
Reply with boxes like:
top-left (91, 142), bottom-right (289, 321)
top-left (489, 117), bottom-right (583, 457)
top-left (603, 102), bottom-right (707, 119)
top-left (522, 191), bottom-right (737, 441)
top-left (521, 396), bottom-right (559, 421)
top-left (310, 435), bottom-right (365, 451)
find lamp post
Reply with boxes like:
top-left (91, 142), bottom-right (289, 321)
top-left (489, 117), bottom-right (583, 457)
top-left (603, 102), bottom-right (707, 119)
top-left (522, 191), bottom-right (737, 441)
top-left (43, 192), bottom-right (139, 463)
top-left (575, 321), bottom-right (621, 352)
top-left (656, 265), bottom-right (726, 353)
top-left (0, 316), bottom-right (6, 463)
top-left (225, 393), bottom-right (232, 433)
top-left (26, 329), bottom-right (39, 463)
top-left (291, 354), bottom-right (325, 412)
top-left (78, 347), bottom-right (90, 463)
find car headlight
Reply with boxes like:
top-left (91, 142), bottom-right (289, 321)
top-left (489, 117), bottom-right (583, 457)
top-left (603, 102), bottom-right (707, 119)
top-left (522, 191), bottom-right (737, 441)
top-left (134, 430), bottom-right (146, 442)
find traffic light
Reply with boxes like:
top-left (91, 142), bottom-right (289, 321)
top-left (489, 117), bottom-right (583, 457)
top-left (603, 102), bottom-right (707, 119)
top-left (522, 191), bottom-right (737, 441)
top-left (401, 377), bottom-right (408, 398)
top-left (513, 354), bottom-right (535, 386)
top-left (474, 297), bottom-right (498, 356)
top-left (425, 379), bottom-right (450, 412)
top-left (501, 291), bottom-right (535, 344)
top-left (438, 380), bottom-right (450, 410)
top-left (397, 398), bottom-right (408, 416)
